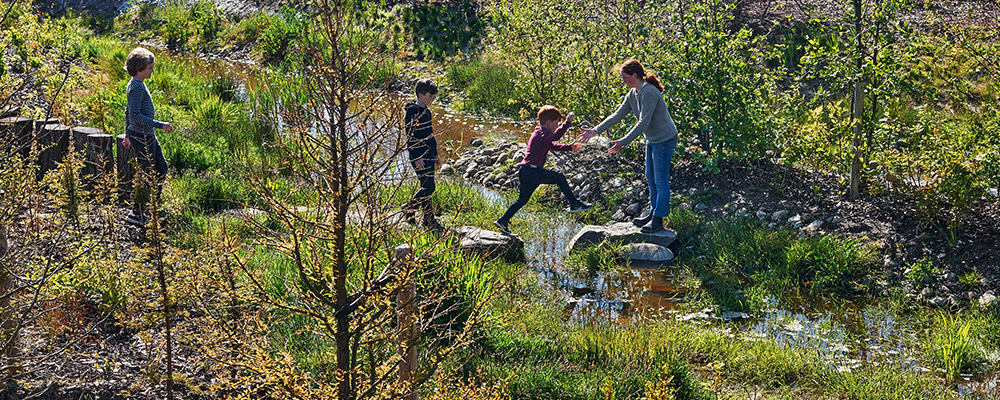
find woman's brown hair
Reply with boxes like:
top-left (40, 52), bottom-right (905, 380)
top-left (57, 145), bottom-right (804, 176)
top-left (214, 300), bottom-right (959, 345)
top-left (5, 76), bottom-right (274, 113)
top-left (618, 58), bottom-right (663, 92)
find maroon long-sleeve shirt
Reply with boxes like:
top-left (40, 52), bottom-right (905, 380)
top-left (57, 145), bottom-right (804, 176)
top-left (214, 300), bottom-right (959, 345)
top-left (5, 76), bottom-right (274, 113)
top-left (521, 121), bottom-right (573, 167)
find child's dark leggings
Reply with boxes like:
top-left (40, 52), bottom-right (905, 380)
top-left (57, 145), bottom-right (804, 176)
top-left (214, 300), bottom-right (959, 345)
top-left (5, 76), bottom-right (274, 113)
top-left (407, 160), bottom-right (436, 217)
top-left (129, 133), bottom-right (168, 215)
top-left (498, 165), bottom-right (578, 223)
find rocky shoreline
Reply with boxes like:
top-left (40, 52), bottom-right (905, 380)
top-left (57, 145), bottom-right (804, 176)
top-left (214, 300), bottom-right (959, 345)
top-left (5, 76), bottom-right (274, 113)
top-left (447, 139), bottom-right (999, 310)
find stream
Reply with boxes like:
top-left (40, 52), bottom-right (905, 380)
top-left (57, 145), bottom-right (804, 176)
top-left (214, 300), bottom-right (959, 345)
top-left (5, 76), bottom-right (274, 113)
top-left (162, 49), bottom-right (998, 397)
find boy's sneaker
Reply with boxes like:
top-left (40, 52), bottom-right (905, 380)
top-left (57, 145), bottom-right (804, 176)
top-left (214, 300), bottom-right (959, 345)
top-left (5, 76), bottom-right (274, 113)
top-left (124, 211), bottom-right (147, 227)
top-left (400, 204), bottom-right (417, 225)
top-left (567, 202), bottom-right (593, 213)
top-left (493, 219), bottom-right (511, 235)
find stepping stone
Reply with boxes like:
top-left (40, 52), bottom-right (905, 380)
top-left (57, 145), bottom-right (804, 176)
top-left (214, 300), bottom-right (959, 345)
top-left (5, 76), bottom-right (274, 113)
top-left (566, 222), bottom-right (676, 253)
top-left (621, 243), bottom-right (674, 262)
top-left (454, 226), bottom-right (524, 262)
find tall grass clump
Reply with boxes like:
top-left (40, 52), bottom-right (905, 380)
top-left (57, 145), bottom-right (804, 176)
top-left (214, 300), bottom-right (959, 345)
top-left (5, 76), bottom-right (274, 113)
top-left (921, 312), bottom-right (988, 381)
top-left (446, 58), bottom-right (524, 116)
top-left (688, 218), bottom-right (876, 309)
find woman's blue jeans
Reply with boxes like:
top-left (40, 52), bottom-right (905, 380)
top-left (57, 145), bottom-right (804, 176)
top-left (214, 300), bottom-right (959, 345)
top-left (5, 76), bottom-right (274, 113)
top-left (646, 136), bottom-right (677, 218)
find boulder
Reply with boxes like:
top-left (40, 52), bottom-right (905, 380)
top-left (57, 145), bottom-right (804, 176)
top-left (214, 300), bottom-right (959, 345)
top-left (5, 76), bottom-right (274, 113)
top-left (979, 292), bottom-right (997, 309)
top-left (804, 220), bottom-right (824, 234)
top-left (440, 164), bottom-right (454, 175)
top-left (772, 210), bottom-right (789, 222)
top-left (454, 226), bottom-right (524, 262)
top-left (469, 137), bottom-right (483, 147)
top-left (621, 243), bottom-right (674, 262)
top-left (567, 222), bottom-right (676, 253)
top-left (624, 202), bottom-right (642, 217)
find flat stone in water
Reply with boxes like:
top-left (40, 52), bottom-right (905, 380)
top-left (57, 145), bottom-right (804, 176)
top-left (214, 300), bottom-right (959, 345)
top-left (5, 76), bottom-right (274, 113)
top-left (622, 243), bottom-right (674, 262)
top-left (455, 226), bottom-right (524, 262)
top-left (567, 222), bottom-right (676, 253)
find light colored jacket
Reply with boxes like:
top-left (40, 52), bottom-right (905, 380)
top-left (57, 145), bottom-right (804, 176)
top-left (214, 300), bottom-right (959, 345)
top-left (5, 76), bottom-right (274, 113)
top-left (594, 82), bottom-right (677, 146)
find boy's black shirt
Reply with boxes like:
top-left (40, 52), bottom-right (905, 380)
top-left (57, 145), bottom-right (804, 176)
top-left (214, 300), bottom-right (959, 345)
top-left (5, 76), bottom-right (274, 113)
top-left (404, 101), bottom-right (437, 161)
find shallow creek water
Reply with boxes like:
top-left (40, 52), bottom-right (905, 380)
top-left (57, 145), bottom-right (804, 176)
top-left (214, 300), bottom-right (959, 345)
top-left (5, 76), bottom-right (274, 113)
top-left (169, 51), bottom-right (997, 396)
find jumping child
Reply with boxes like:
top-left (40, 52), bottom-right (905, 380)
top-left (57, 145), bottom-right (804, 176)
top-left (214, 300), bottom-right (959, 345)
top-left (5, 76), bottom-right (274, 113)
top-left (494, 105), bottom-right (591, 234)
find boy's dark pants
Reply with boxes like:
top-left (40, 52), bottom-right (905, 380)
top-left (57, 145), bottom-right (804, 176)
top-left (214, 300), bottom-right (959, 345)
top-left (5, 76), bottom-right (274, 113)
top-left (498, 165), bottom-right (578, 223)
top-left (129, 134), bottom-right (168, 216)
top-left (405, 160), bottom-right (436, 221)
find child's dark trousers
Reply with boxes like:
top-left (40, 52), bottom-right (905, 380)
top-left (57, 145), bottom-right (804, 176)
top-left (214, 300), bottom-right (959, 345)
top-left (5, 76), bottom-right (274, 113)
top-left (498, 165), bottom-right (578, 223)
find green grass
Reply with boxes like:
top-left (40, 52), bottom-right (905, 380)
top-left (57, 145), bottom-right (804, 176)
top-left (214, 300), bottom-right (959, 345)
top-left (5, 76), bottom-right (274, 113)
top-left (920, 311), bottom-right (997, 382)
top-left (675, 217), bottom-right (877, 312)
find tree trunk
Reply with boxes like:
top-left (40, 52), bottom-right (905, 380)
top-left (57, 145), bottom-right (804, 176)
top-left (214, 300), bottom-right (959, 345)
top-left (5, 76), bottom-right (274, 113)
top-left (850, 82), bottom-right (865, 200)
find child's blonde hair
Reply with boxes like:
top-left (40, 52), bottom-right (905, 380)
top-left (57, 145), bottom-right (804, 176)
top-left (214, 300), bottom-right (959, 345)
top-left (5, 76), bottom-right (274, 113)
top-left (124, 47), bottom-right (155, 77)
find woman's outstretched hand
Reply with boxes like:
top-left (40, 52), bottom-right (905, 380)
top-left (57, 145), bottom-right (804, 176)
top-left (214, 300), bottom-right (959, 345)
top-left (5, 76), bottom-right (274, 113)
top-left (122, 137), bottom-right (131, 149)
top-left (571, 142), bottom-right (582, 152)
top-left (608, 140), bottom-right (623, 154)
top-left (577, 128), bottom-right (597, 143)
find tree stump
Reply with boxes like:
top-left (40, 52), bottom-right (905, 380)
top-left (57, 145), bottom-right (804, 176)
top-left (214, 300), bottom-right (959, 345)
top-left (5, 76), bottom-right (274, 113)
top-left (35, 122), bottom-right (70, 181)
top-left (0, 107), bottom-right (19, 119)
top-left (73, 127), bottom-right (113, 183)
top-left (116, 134), bottom-right (135, 201)
top-left (0, 117), bottom-right (33, 160)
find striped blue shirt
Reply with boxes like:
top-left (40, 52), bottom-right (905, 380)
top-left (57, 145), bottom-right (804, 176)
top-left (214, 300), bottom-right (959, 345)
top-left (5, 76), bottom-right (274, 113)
top-left (125, 79), bottom-right (164, 136)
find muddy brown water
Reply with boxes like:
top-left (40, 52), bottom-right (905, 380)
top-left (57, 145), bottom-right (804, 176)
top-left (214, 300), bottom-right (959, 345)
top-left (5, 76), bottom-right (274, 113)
top-left (168, 51), bottom-right (998, 396)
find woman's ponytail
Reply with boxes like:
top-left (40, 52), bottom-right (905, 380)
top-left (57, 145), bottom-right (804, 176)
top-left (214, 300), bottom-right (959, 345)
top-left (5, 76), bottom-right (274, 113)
top-left (643, 73), bottom-right (663, 92)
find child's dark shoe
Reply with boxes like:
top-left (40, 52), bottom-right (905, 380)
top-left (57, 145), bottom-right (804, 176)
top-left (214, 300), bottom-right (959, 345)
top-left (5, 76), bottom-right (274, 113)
top-left (567, 202), bottom-right (592, 213)
top-left (423, 216), bottom-right (444, 231)
top-left (640, 217), bottom-right (664, 233)
top-left (125, 211), bottom-right (147, 227)
top-left (493, 219), bottom-right (511, 235)
top-left (400, 204), bottom-right (417, 225)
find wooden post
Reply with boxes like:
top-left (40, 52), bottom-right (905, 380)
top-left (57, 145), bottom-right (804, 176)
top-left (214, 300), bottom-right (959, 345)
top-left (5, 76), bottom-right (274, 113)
top-left (0, 107), bottom-right (19, 119)
top-left (35, 122), bottom-right (70, 181)
top-left (72, 127), bottom-right (112, 184)
top-left (0, 117), bottom-right (33, 160)
top-left (850, 82), bottom-right (864, 200)
top-left (116, 134), bottom-right (135, 201)
top-left (395, 244), bottom-right (418, 400)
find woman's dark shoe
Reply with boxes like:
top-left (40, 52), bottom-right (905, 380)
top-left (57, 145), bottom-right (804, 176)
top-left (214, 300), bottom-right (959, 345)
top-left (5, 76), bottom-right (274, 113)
top-left (631, 211), bottom-right (652, 227)
top-left (640, 217), bottom-right (664, 233)
top-left (567, 202), bottom-right (592, 213)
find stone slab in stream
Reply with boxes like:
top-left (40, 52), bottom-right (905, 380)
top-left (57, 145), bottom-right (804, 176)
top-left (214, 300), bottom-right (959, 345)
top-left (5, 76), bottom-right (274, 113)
top-left (566, 222), bottom-right (676, 253)
top-left (621, 243), bottom-right (674, 262)
top-left (454, 226), bottom-right (524, 263)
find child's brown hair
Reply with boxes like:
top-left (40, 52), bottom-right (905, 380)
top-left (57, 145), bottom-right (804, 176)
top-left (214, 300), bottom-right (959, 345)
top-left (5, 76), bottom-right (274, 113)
top-left (537, 105), bottom-right (563, 125)
top-left (415, 78), bottom-right (438, 96)
top-left (124, 47), bottom-right (155, 77)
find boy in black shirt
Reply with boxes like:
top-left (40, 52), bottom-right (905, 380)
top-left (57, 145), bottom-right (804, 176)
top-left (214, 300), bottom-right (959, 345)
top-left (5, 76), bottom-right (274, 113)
top-left (402, 79), bottom-right (441, 228)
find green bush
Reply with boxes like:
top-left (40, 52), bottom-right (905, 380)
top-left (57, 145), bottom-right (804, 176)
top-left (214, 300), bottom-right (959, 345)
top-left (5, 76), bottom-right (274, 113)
top-left (258, 6), bottom-right (305, 66)
top-left (446, 58), bottom-right (522, 116)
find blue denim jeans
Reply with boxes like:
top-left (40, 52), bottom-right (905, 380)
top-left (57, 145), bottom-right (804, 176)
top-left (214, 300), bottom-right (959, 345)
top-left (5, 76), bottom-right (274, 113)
top-left (646, 137), bottom-right (677, 218)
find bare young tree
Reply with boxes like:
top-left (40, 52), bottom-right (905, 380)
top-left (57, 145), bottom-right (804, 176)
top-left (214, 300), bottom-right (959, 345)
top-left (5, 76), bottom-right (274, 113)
top-left (190, 2), bottom-right (501, 399)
